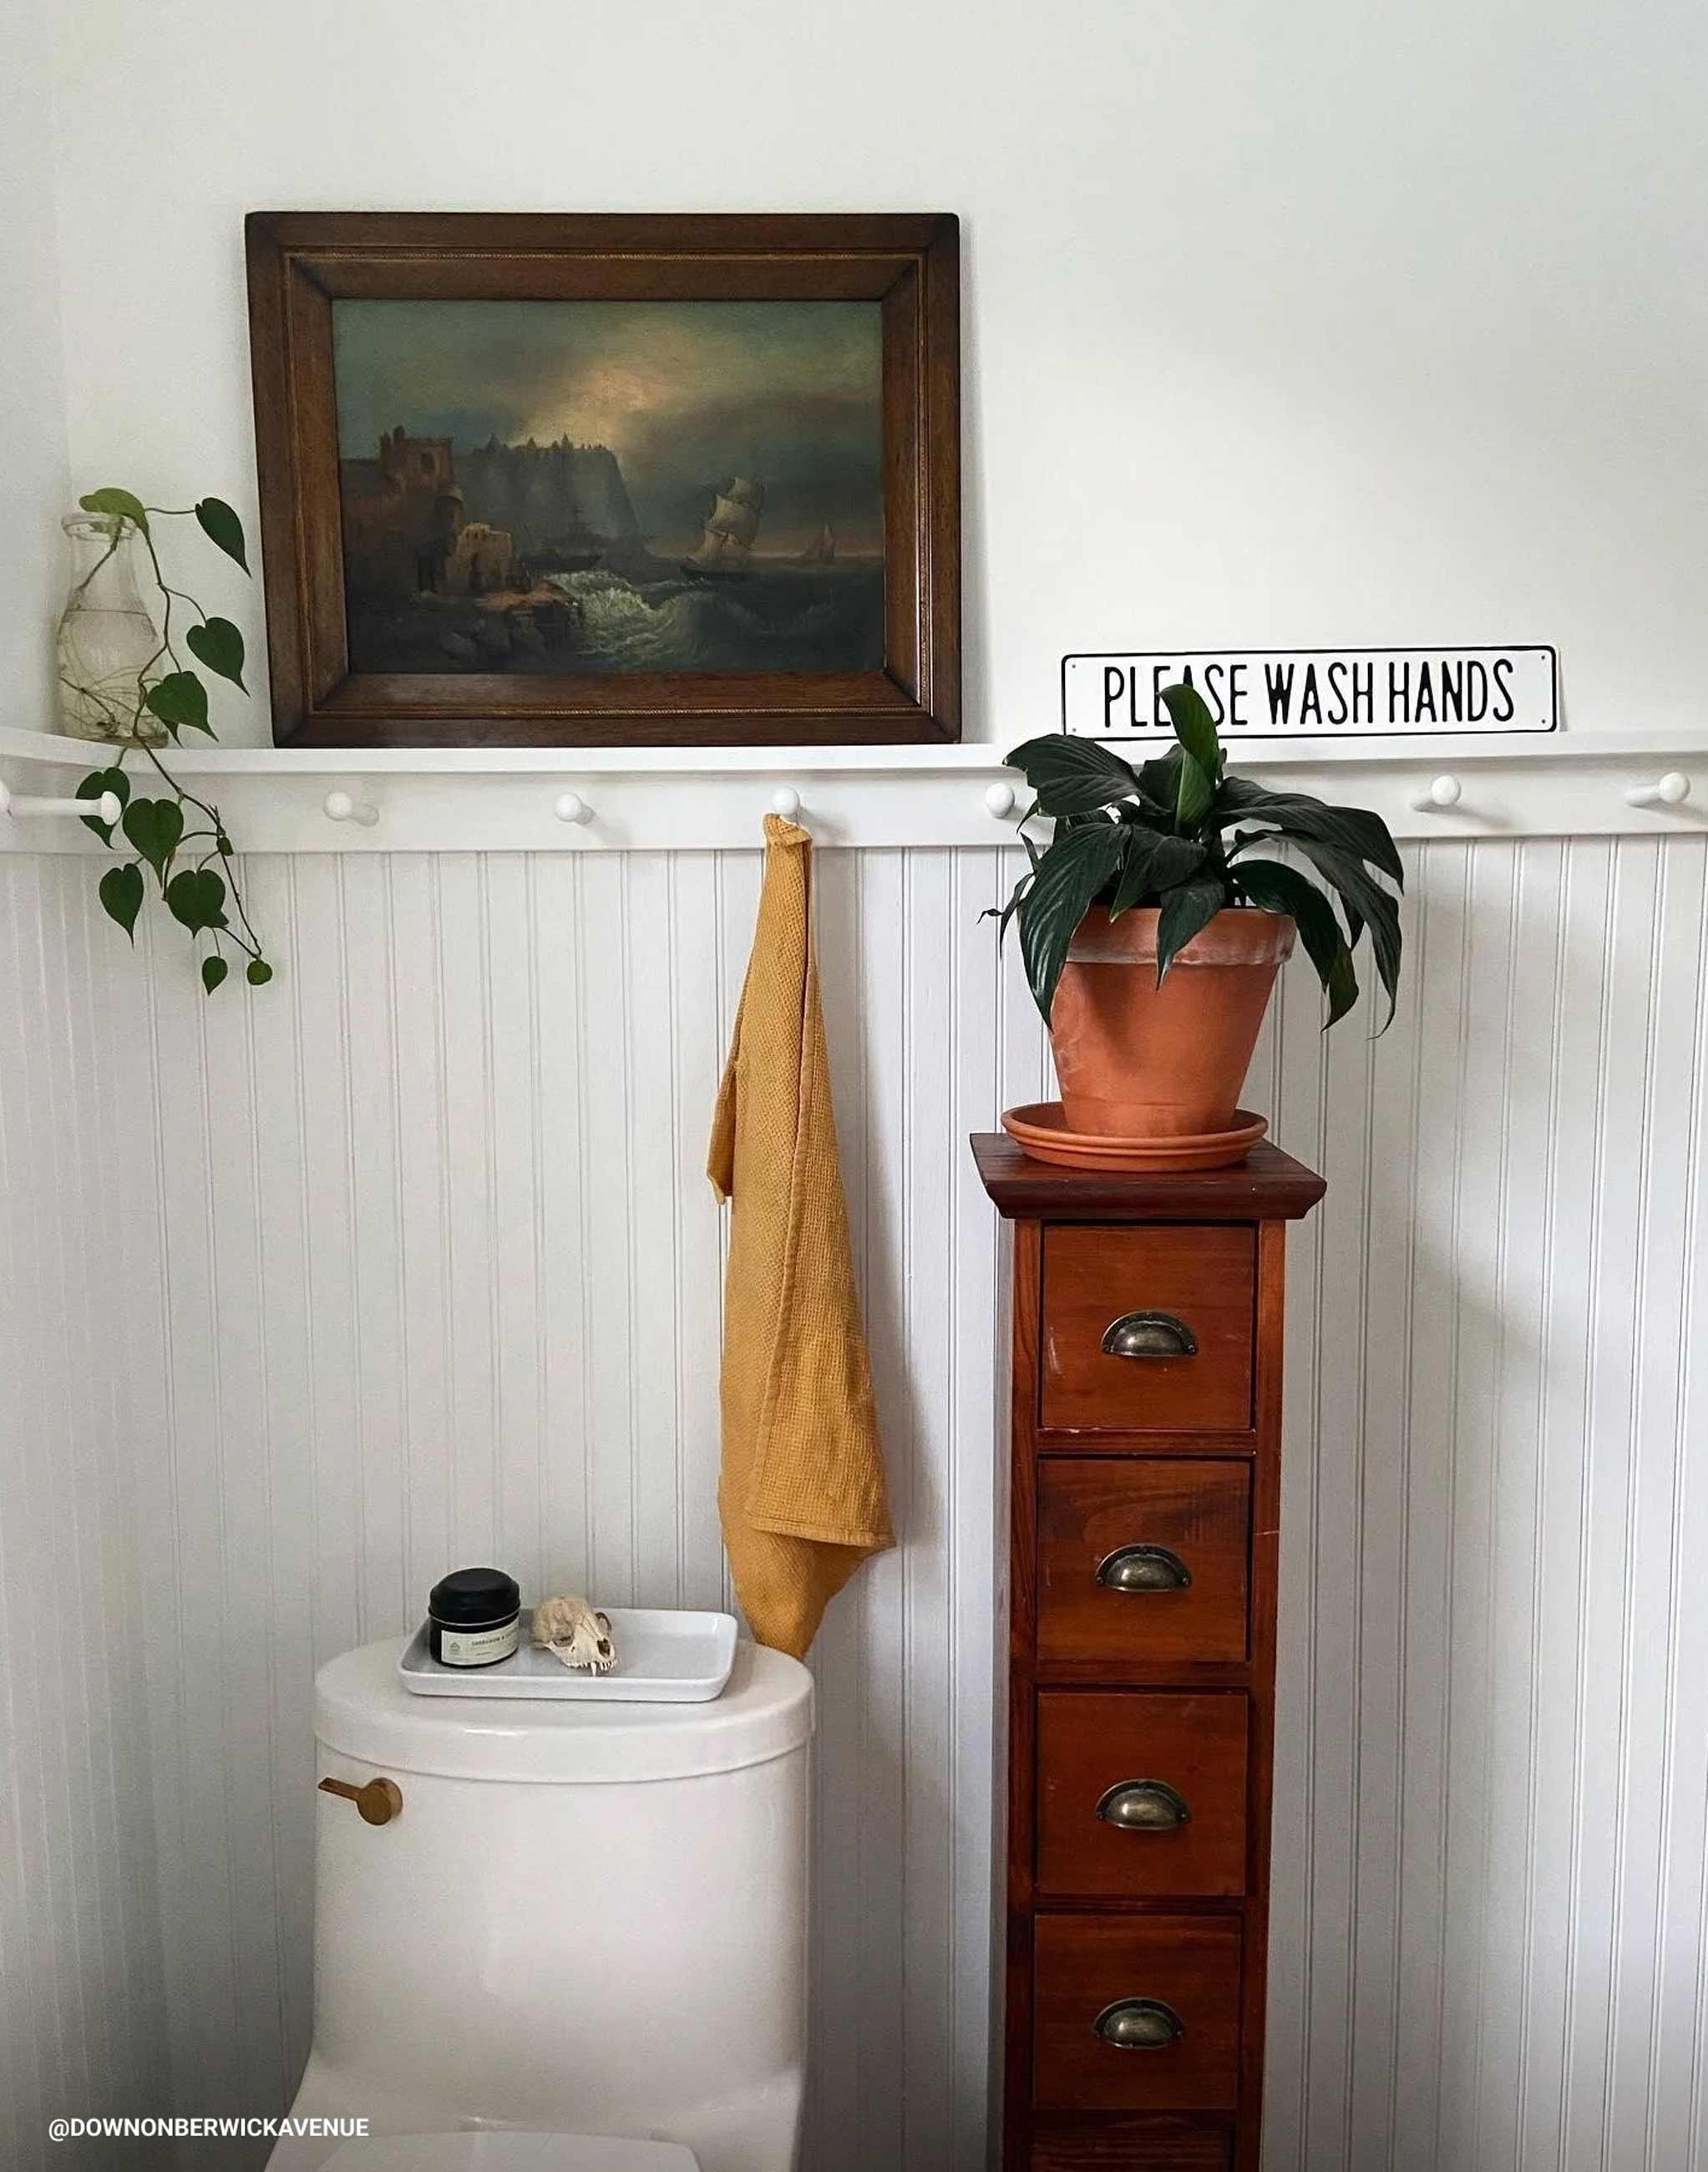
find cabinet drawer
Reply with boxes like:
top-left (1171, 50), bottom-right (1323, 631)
top-left (1034, 1914), bottom-right (1242, 2114)
top-left (1037, 1692), bottom-right (1248, 1898)
top-left (1037, 1460), bottom-right (1250, 1667)
top-left (1028, 2129), bottom-right (1231, 2170)
top-left (1040, 1225), bottom-right (1255, 1434)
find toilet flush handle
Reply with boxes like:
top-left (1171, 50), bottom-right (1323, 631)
top-left (318, 1775), bottom-right (403, 1826)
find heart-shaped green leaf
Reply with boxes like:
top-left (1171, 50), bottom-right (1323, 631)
top-left (144, 671), bottom-right (212, 738)
top-left (79, 487), bottom-right (149, 534)
top-left (99, 861), bottom-right (144, 941)
top-left (121, 796), bottom-right (185, 881)
top-left (77, 766), bottom-right (130, 843)
top-left (201, 954), bottom-right (230, 995)
top-left (194, 498), bottom-right (249, 574)
top-left (165, 867), bottom-right (228, 933)
top-left (246, 957), bottom-right (274, 986)
top-left (185, 617), bottom-right (246, 692)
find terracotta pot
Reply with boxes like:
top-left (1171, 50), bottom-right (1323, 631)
top-left (1048, 906), bottom-right (1296, 1138)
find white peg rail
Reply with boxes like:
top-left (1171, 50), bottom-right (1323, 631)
top-left (1, 726), bottom-right (1705, 854)
top-left (1624, 771), bottom-right (1691, 809)
top-left (0, 779), bottom-right (123, 826)
top-left (322, 789), bottom-right (378, 828)
top-left (1409, 774), bottom-right (1463, 813)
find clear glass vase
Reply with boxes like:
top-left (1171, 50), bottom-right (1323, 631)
top-left (56, 513), bottom-right (168, 743)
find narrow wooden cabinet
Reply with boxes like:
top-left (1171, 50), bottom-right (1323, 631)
top-left (974, 1135), bottom-right (1325, 2172)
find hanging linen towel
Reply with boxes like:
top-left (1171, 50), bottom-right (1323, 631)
top-left (707, 814), bottom-right (893, 1658)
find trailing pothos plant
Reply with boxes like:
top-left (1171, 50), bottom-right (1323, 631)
top-left (72, 487), bottom-right (273, 993)
top-left (996, 683), bottom-right (1401, 1026)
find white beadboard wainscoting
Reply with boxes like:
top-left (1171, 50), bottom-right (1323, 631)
top-left (4, 832), bottom-right (1708, 2172)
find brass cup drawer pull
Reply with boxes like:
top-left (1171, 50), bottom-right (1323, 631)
top-left (1101, 1310), bottom-right (1198, 1360)
top-left (1092, 1997), bottom-right (1185, 2050)
top-left (318, 1775), bottom-right (403, 1826)
top-left (1094, 1542), bottom-right (1192, 1593)
top-left (1096, 1778), bottom-right (1192, 1831)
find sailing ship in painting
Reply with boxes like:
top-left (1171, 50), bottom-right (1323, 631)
top-left (800, 523), bottom-right (836, 565)
top-left (680, 478), bottom-right (765, 580)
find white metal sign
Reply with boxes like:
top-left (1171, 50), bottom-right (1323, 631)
top-left (1062, 646), bottom-right (1558, 739)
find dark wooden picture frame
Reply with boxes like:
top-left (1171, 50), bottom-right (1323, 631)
top-left (245, 212), bottom-right (960, 747)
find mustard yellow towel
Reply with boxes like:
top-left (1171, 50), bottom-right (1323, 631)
top-left (707, 814), bottom-right (893, 1657)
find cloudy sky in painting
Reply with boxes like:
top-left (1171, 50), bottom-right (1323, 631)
top-left (333, 298), bottom-right (884, 551)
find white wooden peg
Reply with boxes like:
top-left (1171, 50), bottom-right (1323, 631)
top-left (0, 781), bottom-right (123, 825)
top-left (1408, 774), bottom-right (1462, 814)
top-left (770, 787), bottom-right (802, 820)
top-left (323, 789), bottom-right (379, 827)
top-left (1624, 772), bottom-right (1690, 809)
top-left (984, 782), bottom-right (1017, 819)
top-left (553, 791), bottom-right (595, 825)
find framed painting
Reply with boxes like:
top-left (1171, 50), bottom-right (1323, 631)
top-left (244, 211), bottom-right (960, 746)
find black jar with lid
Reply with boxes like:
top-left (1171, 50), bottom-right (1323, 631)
top-left (428, 1567), bottom-right (521, 1668)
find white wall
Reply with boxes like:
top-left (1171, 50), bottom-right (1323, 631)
top-left (1, 0), bottom-right (68, 723)
top-left (35, 0), bottom-right (1708, 745)
top-left (0, 861), bottom-right (172, 2172)
top-left (7, 835), bottom-right (1708, 2172)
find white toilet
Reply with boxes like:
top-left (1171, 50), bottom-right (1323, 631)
top-left (266, 1637), bottom-right (813, 2172)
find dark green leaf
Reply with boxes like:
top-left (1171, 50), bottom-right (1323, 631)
top-left (185, 617), bottom-right (246, 692)
top-left (1161, 682), bottom-right (1224, 784)
top-left (165, 867), bottom-right (228, 933)
top-left (77, 767), bottom-right (129, 843)
top-left (1001, 734), bottom-right (1142, 817)
top-left (987, 866), bottom-right (1036, 942)
top-left (121, 796), bottom-right (184, 881)
top-left (144, 670), bottom-right (212, 738)
top-left (1210, 776), bottom-right (1403, 885)
top-left (1292, 839), bottom-right (1402, 1025)
top-left (1106, 830), bottom-right (1212, 919)
top-left (98, 861), bottom-right (144, 941)
top-left (194, 497), bottom-right (249, 574)
top-left (1016, 821), bottom-right (1127, 1022)
top-left (1174, 750), bottom-right (1216, 830)
top-left (1135, 746), bottom-right (1185, 812)
top-left (201, 954), bottom-right (230, 995)
top-left (1234, 857), bottom-right (1359, 1026)
top-left (246, 958), bottom-right (274, 986)
top-left (1154, 876), bottom-right (1228, 982)
top-left (78, 487), bottom-right (149, 534)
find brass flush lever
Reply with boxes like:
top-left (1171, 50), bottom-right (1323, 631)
top-left (318, 1775), bottom-right (403, 1825)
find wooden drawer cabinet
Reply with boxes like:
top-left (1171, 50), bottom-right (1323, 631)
top-left (1037, 1459), bottom-right (1251, 1667)
top-left (1035, 1914), bottom-right (1244, 2112)
top-left (976, 1135), bottom-right (1325, 2172)
top-left (1040, 1224), bottom-right (1256, 1435)
top-left (1036, 1692), bottom-right (1248, 1898)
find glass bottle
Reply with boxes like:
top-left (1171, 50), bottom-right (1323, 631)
top-left (56, 514), bottom-right (168, 743)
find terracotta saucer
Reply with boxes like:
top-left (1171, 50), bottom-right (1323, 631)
top-left (1001, 1102), bottom-right (1269, 1173)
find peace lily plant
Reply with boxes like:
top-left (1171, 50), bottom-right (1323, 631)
top-left (67, 487), bottom-right (273, 993)
top-left (996, 683), bottom-right (1402, 1149)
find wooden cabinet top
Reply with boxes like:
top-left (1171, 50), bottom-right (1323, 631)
top-left (970, 1134), bottom-right (1326, 1223)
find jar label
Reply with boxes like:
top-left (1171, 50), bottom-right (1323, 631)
top-left (437, 1618), bottom-right (520, 1667)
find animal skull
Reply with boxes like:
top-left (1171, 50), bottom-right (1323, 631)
top-left (531, 1594), bottom-right (618, 1674)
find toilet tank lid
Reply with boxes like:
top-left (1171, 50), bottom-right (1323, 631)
top-left (323, 2136), bottom-right (698, 2169)
top-left (314, 1637), bottom-right (813, 1784)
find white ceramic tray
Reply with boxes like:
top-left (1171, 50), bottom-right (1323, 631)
top-left (397, 1606), bottom-right (738, 1703)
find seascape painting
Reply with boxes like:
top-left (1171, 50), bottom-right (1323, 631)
top-left (332, 298), bottom-right (885, 677)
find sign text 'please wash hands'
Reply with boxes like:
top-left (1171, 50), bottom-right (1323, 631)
top-left (1062, 647), bottom-right (1558, 739)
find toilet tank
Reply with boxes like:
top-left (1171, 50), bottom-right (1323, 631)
top-left (302, 1638), bottom-right (813, 2172)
